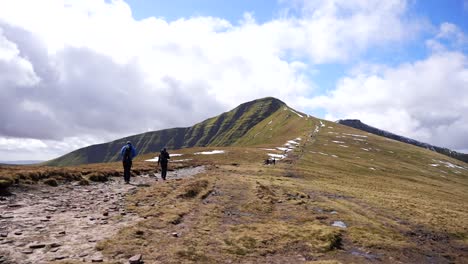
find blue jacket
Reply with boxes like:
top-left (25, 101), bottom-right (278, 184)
top-left (120, 144), bottom-right (137, 161)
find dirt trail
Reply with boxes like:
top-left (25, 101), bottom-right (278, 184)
top-left (0, 166), bottom-right (205, 264)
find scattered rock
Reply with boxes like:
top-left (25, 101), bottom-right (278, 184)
top-left (0, 240), bottom-right (13, 245)
top-left (332, 221), bottom-right (347, 228)
top-left (21, 249), bottom-right (34, 254)
top-left (58, 230), bottom-right (66, 235)
top-left (0, 232), bottom-right (8, 237)
top-left (13, 231), bottom-right (22, 236)
top-left (15, 242), bottom-right (27, 247)
top-left (50, 242), bottom-right (62, 248)
top-left (91, 256), bottom-right (104, 262)
top-left (128, 254), bottom-right (143, 264)
top-left (0, 215), bottom-right (14, 219)
top-left (103, 211), bottom-right (109, 216)
top-left (29, 242), bottom-right (46, 249)
top-left (171, 232), bottom-right (179, 237)
top-left (54, 255), bottom-right (68, 260)
top-left (316, 215), bottom-right (328, 220)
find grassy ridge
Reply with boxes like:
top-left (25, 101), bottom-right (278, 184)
top-left (45, 97), bottom-right (286, 166)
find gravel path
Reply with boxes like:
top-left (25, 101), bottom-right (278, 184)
top-left (0, 166), bottom-right (205, 264)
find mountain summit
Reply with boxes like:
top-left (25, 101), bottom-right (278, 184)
top-left (46, 97), bottom-right (307, 166)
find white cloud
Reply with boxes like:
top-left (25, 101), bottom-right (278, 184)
top-left (0, 29), bottom-right (40, 86)
top-left (308, 51), bottom-right (468, 151)
top-left (427, 22), bottom-right (468, 52)
top-left (0, 0), bottom-right (433, 159)
top-left (280, 0), bottom-right (425, 63)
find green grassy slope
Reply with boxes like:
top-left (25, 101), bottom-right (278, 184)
top-left (45, 97), bottom-right (289, 166)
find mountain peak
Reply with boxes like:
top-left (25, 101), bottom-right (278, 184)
top-left (46, 96), bottom-right (296, 166)
top-left (236, 97), bottom-right (286, 109)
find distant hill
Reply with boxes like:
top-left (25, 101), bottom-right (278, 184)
top-left (337, 119), bottom-right (468, 163)
top-left (0, 160), bottom-right (44, 165)
top-left (45, 97), bottom-right (311, 166)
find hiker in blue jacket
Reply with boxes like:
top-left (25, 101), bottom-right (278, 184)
top-left (120, 141), bottom-right (137, 184)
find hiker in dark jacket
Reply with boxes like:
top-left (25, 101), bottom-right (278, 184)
top-left (157, 148), bottom-right (170, 180)
top-left (120, 141), bottom-right (137, 184)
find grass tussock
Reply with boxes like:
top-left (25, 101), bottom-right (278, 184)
top-left (177, 179), bottom-right (210, 199)
top-left (43, 178), bottom-right (58, 187)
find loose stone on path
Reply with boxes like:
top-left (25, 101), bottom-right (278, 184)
top-left (129, 254), bottom-right (143, 264)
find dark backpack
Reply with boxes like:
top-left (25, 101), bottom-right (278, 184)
top-left (160, 151), bottom-right (168, 163)
top-left (124, 146), bottom-right (132, 161)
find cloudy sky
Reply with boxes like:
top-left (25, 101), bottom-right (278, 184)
top-left (0, 0), bottom-right (467, 161)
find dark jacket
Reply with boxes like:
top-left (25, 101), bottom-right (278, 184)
top-left (158, 150), bottom-right (170, 165)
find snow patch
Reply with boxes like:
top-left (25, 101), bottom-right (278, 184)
top-left (194, 150), bottom-right (225, 155)
top-left (289, 109), bottom-right (304, 118)
top-left (342, 133), bottom-right (368, 138)
top-left (331, 155), bottom-right (338, 158)
top-left (361, 148), bottom-right (370, 151)
top-left (339, 145), bottom-right (349, 148)
top-left (262, 148), bottom-right (277, 151)
top-left (172, 159), bottom-right (193, 162)
top-left (332, 221), bottom-right (347, 228)
top-left (287, 140), bottom-right (300, 145)
top-left (268, 153), bottom-right (286, 159)
top-left (332, 141), bottom-right (345, 144)
top-left (433, 159), bottom-right (466, 170)
top-left (145, 157), bottom-right (159, 162)
top-left (276, 147), bottom-right (289, 151)
top-left (171, 154), bottom-right (183, 157)
top-left (320, 121), bottom-right (325, 127)
top-left (295, 137), bottom-right (302, 141)
top-left (268, 120), bottom-right (273, 125)
top-left (369, 167), bottom-right (376, 170)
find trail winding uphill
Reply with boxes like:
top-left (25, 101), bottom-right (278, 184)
top-left (0, 167), bottom-right (205, 264)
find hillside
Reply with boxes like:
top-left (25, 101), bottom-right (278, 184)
top-left (1, 101), bottom-right (467, 263)
top-left (45, 97), bottom-right (309, 166)
top-left (337, 119), bottom-right (468, 163)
